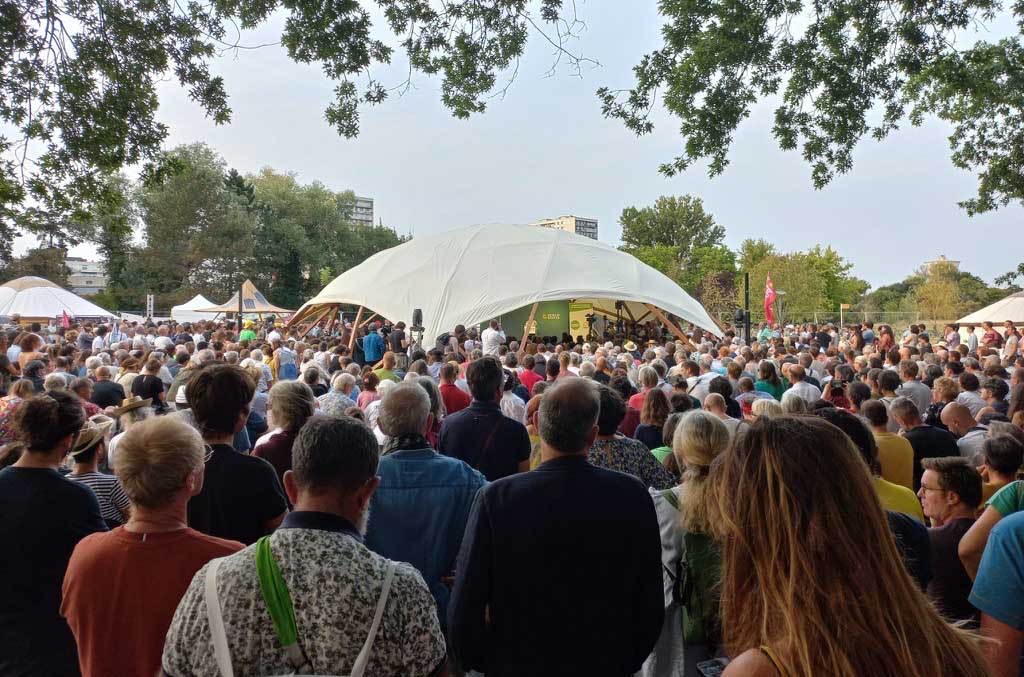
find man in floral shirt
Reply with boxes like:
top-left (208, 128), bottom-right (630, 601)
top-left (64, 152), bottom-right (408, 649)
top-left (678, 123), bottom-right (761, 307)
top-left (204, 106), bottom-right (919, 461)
top-left (162, 416), bottom-right (446, 677)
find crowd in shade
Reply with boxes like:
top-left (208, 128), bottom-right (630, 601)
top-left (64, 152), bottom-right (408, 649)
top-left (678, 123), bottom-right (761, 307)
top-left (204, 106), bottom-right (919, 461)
top-left (0, 312), bottom-right (1023, 676)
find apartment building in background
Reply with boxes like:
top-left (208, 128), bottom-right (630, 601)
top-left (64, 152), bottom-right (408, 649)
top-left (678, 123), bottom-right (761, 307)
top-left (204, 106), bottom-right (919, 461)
top-left (532, 215), bottom-right (599, 240)
top-left (351, 196), bottom-right (374, 227)
top-left (66, 257), bottom-right (108, 295)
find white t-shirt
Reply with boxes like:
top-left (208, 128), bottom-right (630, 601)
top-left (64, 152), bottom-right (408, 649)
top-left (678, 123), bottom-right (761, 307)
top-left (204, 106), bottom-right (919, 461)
top-left (481, 327), bottom-right (506, 356)
top-left (91, 335), bottom-right (106, 352)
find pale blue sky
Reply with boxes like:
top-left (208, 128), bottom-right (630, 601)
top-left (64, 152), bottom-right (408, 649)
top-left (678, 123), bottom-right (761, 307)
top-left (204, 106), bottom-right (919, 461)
top-left (39, 1), bottom-right (1024, 289)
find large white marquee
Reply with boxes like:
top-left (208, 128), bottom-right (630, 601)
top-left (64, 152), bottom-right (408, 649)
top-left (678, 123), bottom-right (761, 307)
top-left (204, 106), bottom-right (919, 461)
top-left (292, 224), bottom-right (721, 339)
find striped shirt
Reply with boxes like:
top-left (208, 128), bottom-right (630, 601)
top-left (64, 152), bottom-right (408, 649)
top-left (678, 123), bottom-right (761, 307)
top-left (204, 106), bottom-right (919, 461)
top-left (68, 472), bottom-right (130, 526)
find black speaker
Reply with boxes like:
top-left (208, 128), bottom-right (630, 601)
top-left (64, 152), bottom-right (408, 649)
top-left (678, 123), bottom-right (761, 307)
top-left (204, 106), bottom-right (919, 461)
top-left (411, 308), bottom-right (424, 332)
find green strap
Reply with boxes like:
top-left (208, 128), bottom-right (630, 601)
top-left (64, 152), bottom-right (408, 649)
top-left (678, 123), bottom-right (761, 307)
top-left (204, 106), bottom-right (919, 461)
top-left (255, 536), bottom-right (299, 647)
top-left (660, 488), bottom-right (679, 510)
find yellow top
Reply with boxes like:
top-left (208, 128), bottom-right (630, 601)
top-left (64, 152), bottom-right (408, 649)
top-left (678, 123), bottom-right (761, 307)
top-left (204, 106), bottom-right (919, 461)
top-left (874, 476), bottom-right (925, 522)
top-left (873, 431), bottom-right (915, 490)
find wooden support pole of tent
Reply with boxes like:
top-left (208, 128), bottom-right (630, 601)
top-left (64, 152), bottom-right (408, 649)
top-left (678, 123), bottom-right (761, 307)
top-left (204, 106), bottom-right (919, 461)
top-left (643, 304), bottom-right (689, 343)
top-left (635, 310), bottom-right (652, 323)
top-left (622, 304), bottom-right (637, 323)
top-left (520, 303), bottom-right (539, 352)
top-left (591, 305), bottom-right (619, 318)
top-left (298, 305), bottom-right (335, 339)
top-left (359, 313), bottom-right (379, 328)
top-left (348, 306), bottom-right (364, 351)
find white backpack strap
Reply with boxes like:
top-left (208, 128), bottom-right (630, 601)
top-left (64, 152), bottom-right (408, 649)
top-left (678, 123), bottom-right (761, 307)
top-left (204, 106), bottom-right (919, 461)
top-left (204, 558), bottom-right (235, 677)
top-left (349, 561), bottom-right (396, 677)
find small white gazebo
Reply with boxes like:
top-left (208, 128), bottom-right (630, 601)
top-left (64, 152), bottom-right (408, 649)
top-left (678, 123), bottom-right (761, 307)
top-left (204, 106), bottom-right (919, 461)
top-left (171, 294), bottom-right (219, 323)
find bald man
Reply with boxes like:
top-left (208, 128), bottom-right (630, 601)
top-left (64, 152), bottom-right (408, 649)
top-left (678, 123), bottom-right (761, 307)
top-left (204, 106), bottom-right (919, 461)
top-left (593, 356), bottom-right (611, 384)
top-left (448, 378), bottom-right (664, 676)
top-left (940, 402), bottom-right (989, 466)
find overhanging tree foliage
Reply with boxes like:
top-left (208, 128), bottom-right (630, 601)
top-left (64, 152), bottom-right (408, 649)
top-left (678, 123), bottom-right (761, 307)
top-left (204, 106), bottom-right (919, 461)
top-left (0, 0), bottom-right (568, 251)
top-left (598, 0), bottom-right (1024, 214)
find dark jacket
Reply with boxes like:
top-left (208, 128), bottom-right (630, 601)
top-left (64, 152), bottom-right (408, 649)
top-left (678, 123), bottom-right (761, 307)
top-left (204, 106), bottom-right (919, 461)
top-left (437, 400), bottom-right (530, 481)
top-left (448, 455), bottom-right (664, 676)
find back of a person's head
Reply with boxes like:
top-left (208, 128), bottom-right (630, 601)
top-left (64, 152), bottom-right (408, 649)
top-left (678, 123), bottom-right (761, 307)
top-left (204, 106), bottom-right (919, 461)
top-left (595, 382), bottom-right (626, 435)
top-left (13, 391), bottom-right (85, 453)
top-left (439, 362), bottom-right (458, 382)
top-left (861, 399), bottom-right (888, 428)
top-left (707, 376), bottom-right (732, 399)
top-left (710, 415), bottom-right (988, 676)
top-left (751, 398), bottom-right (782, 418)
top-left (302, 366), bottom-right (322, 385)
top-left (737, 377), bottom-right (754, 393)
top-left (920, 456), bottom-right (983, 509)
top-left (379, 382), bottom-right (431, 437)
top-left (878, 369), bottom-right (902, 393)
top-left (638, 365), bottom-right (659, 389)
top-left (703, 392), bottom-right (726, 413)
top-left (814, 406), bottom-right (878, 473)
top-left (780, 390), bottom-right (808, 414)
top-left (674, 410), bottom-right (729, 475)
top-left (540, 380), bottom-right (599, 453)
top-left (269, 380), bottom-right (316, 432)
top-left (115, 416), bottom-right (203, 508)
top-left (984, 434), bottom-right (1024, 478)
top-left (848, 381), bottom-right (871, 409)
top-left (641, 387), bottom-right (670, 426)
top-left (888, 396), bottom-right (919, 425)
top-left (468, 356), bottom-right (504, 402)
top-left (43, 373), bottom-right (67, 392)
top-left (291, 416), bottom-right (379, 494)
top-left (186, 364), bottom-right (255, 438)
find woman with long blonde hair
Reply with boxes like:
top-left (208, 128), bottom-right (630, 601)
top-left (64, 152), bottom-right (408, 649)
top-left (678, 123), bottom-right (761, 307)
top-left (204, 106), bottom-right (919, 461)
top-left (641, 410), bottom-right (730, 677)
top-left (711, 416), bottom-right (987, 677)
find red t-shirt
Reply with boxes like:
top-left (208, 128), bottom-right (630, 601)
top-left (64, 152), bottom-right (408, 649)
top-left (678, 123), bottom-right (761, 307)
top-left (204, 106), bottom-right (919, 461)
top-left (440, 383), bottom-right (472, 415)
top-left (61, 527), bottom-right (243, 677)
top-left (518, 369), bottom-right (542, 395)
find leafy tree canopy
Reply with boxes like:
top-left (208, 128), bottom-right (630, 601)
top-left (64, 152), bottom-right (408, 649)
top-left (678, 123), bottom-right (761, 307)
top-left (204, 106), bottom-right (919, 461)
top-left (599, 0), bottom-right (1024, 214)
top-left (0, 0), bottom-right (566, 252)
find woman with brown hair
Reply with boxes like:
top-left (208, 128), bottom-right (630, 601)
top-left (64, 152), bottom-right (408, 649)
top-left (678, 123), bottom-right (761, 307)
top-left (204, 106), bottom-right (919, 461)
top-left (16, 333), bottom-right (43, 369)
top-left (115, 356), bottom-right (141, 393)
top-left (711, 416), bottom-right (987, 676)
top-left (634, 387), bottom-right (670, 450)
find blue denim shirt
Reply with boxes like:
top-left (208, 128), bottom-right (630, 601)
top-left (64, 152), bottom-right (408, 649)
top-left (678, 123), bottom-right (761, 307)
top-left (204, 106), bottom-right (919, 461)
top-left (365, 447), bottom-right (486, 625)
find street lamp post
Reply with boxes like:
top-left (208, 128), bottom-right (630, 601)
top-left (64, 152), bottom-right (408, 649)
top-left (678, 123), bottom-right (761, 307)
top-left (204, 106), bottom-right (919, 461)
top-left (776, 290), bottom-right (786, 328)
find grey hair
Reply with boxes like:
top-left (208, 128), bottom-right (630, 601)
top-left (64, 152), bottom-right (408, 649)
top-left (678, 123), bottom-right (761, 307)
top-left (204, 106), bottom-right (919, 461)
top-left (415, 376), bottom-right (446, 420)
top-left (638, 365), bottom-right (659, 389)
top-left (378, 382), bottom-right (431, 436)
top-left (43, 373), bottom-right (68, 392)
top-left (780, 390), bottom-right (809, 414)
top-left (96, 365), bottom-right (112, 380)
top-left (331, 372), bottom-right (356, 392)
top-left (268, 380), bottom-right (317, 431)
top-left (224, 351), bottom-right (239, 365)
top-left (194, 349), bottom-right (216, 366)
top-left (579, 361), bottom-right (596, 378)
top-left (85, 356), bottom-right (102, 371)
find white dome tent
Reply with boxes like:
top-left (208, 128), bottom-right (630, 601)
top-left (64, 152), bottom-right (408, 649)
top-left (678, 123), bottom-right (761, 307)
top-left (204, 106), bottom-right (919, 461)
top-left (0, 276), bottom-right (114, 323)
top-left (290, 224), bottom-right (721, 341)
top-left (958, 290), bottom-right (1024, 325)
top-left (171, 294), bottom-right (219, 323)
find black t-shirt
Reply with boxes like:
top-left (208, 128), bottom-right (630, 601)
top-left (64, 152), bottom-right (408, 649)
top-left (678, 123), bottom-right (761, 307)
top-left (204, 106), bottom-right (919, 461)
top-left (816, 331), bottom-right (832, 349)
top-left (0, 353), bottom-right (11, 394)
top-left (310, 383), bottom-right (329, 397)
top-left (187, 444), bottom-right (288, 546)
top-left (437, 401), bottom-right (531, 481)
top-left (886, 510), bottom-right (931, 590)
top-left (0, 467), bottom-right (106, 675)
top-left (903, 425), bottom-right (959, 491)
top-left (91, 380), bottom-right (126, 409)
top-left (593, 371), bottom-right (611, 385)
top-left (389, 329), bottom-right (406, 353)
top-left (927, 518), bottom-right (978, 623)
top-left (132, 374), bottom-right (166, 411)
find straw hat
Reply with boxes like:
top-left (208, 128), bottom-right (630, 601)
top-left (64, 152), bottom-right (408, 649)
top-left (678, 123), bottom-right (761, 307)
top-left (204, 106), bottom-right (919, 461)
top-left (623, 340), bottom-right (638, 352)
top-left (70, 414), bottom-right (116, 457)
top-left (111, 396), bottom-right (153, 416)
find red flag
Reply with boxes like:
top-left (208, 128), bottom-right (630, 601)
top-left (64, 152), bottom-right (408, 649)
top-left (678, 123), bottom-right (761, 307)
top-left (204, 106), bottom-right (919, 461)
top-left (61, 310), bottom-right (71, 328)
top-left (764, 273), bottom-right (776, 325)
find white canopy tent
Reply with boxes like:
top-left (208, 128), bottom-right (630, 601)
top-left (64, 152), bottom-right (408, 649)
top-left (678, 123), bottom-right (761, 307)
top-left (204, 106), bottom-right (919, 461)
top-left (171, 294), bottom-right (219, 323)
top-left (290, 224), bottom-right (721, 340)
top-left (958, 291), bottom-right (1024, 325)
top-left (0, 276), bottom-right (114, 322)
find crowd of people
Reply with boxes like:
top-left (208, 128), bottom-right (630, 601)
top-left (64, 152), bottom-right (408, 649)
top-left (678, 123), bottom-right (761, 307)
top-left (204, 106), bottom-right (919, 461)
top-left (0, 312), bottom-right (1023, 676)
